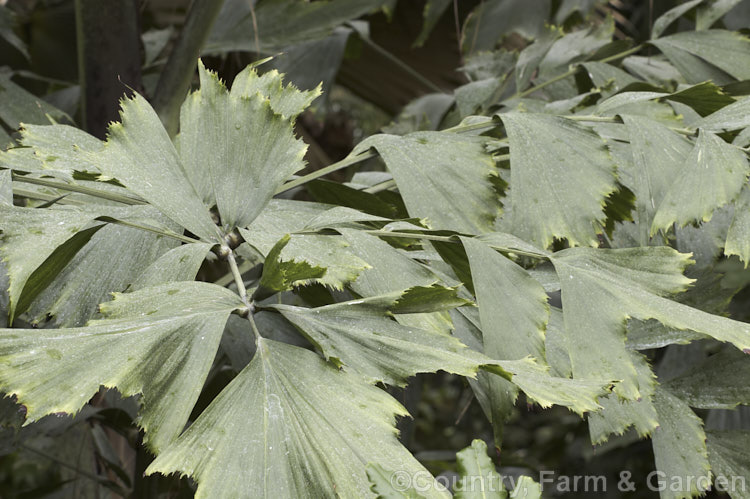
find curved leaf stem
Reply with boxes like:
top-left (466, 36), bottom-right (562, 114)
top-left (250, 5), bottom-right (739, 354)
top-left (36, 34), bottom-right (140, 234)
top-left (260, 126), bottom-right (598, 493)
top-left (513, 43), bottom-right (645, 100)
top-left (565, 115), bottom-right (621, 123)
top-left (215, 259), bottom-right (254, 287)
top-left (364, 229), bottom-right (456, 242)
top-left (443, 120), bottom-right (497, 133)
top-left (365, 230), bottom-right (548, 260)
top-left (597, 43), bottom-right (647, 64)
top-left (276, 150), bottom-right (377, 194)
top-left (10, 173), bottom-right (145, 205)
top-left (99, 217), bottom-right (200, 244)
top-left (363, 179), bottom-right (396, 194)
top-left (227, 249), bottom-right (250, 306)
top-left (276, 119), bottom-right (508, 194)
top-left (12, 188), bottom-right (83, 206)
top-left (248, 312), bottom-right (262, 343)
top-left (515, 70), bottom-right (575, 99)
top-left (566, 115), bottom-right (696, 136)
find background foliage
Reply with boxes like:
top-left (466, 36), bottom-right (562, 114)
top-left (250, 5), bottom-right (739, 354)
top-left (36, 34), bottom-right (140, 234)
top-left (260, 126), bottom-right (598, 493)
top-left (2, 0), bottom-right (750, 497)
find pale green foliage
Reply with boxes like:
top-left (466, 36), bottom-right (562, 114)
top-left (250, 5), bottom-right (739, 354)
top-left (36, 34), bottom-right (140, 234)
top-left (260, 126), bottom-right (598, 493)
top-left (147, 338), bottom-right (450, 499)
top-left (130, 242), bottom-right (213, 290)
top-left (699, 97), bottom-right (750, 132)
top-left (178, 62), bottom-right (310, 229)
top-left (664, 348), bottom-right (750, 409)
top-left (497, 358), bottom-right (607, 414)
top-left (101, 94), bottom-right (220, 241)
top-left (651, 387), bottom-right (712, 499)
top-left (587, 349), bottom-right (658, 444)
top-left (651, 130), bottom-right (749, 233)
top-left (0, 206), bottom-right (103, 322)
top-left (0, 170), bottom-right (10, 204)
top-left (706, 431), bottom-right (750, 499)
top-left (454, 439), bottom-right (506, 498)
top-left (727, 186), bottom-right (750, 265)
top-left (356, 132), bottom-right (500, 233)
top-left (27, 219), bottom-right (177, 327)
top-left (240, 201), bottom-right (377, 290)
top-left (272, 288), bottom-right (488, 385)
top-left (454, 439), bottom-right (542, 499)
top-left (230, 65), bottom-right (321, 119)
top-left (499, 113), bottom-right (617, 247)
top-left (552, 247), bottom-right (750, 400)
top-left (509, 477), bottom-right (542, 499)
top-left (3, 11), bottom-right (750, 495)
top-left (620, 115), bottom-right (693, 244)
top-left (0, 282), bottom-right (242, 452)
top-left (651, 30), bottom-right (750, 84)
top-left (13, 124), bottom-right (103, 175)
top-left (462, 236), bottom-right (548, 362)
top-left (341, 228), bottom-right (455, 335)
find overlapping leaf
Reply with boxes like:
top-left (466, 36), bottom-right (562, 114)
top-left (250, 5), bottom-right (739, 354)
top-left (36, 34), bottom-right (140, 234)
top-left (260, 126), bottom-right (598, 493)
top-left (588, 350), bottom-right (658, 444)
top-left (463, 237), bottom-right (548, 362)
top-left (706, 430), bottom-right (750, 499)
top-left (341, 228), bottom-right (455, 335)
top-left (0, 203), bottom-right (185, 325)
top-left (452, 304), bottom-right (607, 423)
top-left (0, 205), bottom-right (104, 322)
top-left (148, 338), bottom-right (451, 499)
top-left (0, 123), bottom-right (103, 184)
top-left (727, 185), bottom-right (750, 266)
top-left (499, 113), bottom-right (617, 247)
top-left (355, 132), bottom-right (500, 234)
top-left (454, 439), bottom-right (506, 498)
top-left (129, 242), bottom-right (213, 290)
top-left (97, 94), bottom-right (219, 241)
top-left (533, 19), bottom-right (613, 100)
top-left (698, 97), bottom-right (750, 133)
top-left (240, 201), bottom-right (380, 289)
top-left (245, 231), bottom-right (370, 291)
top-left (271, 287), bottom-right (483, 385)
top-left (651, 30), bottom-right (750, 84)
top-left (498, 357), bottom-right (607, 414)
top-left (26, 220), bottom-right (177, 326)
top-left (256, 234), bottom-right (327, 297)
top-left (177, 63), bottom-right (308, 228)
top-left (0, 282), bottom-right (243, 452)
top-left (618, 116), bottom-right (693, 244)
top-left (451, 306), bottom-right (518, 442)
top-left (552, 247), bottom-right (750, 398)
top-left (664, 349), bottom-right (750, 409)
top-left (651, 130), bottom-right (749, 234)
top-left (651, 387), bottom-right (712, 499)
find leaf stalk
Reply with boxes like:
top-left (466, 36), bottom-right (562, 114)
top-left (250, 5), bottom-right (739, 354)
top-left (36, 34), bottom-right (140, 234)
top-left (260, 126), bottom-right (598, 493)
top-left (512, 43), bottom-right (645, 100)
